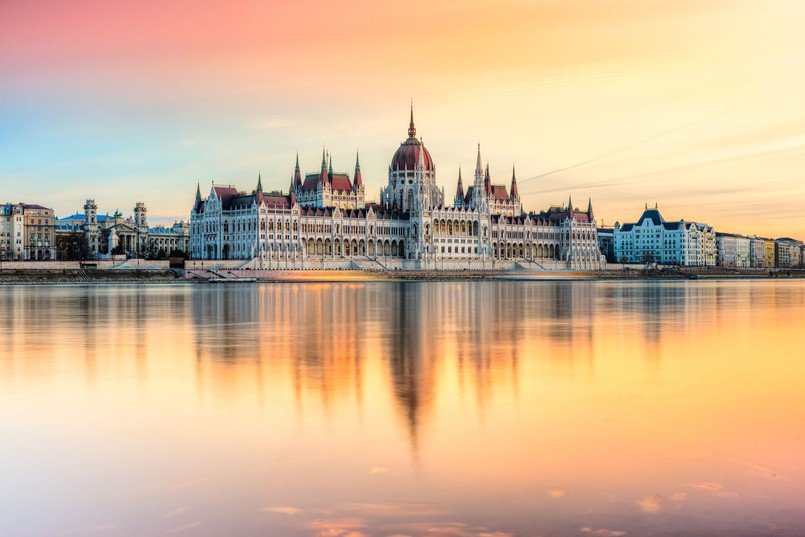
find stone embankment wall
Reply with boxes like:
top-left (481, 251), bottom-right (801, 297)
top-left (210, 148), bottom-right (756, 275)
top-left (0, 268), bottom-right (186, 285)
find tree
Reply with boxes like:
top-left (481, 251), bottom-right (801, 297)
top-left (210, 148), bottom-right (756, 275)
top-left (55, 232), bottom-right (88, 261)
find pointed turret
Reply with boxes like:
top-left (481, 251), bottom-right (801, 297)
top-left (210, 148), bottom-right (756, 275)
top-left (256, 173), bottom-right (263, 193)
top-left (194, 182), bottom-right (202, 211)
top-left (587, 197), bottom-right (593, 217)
top-left (475, 143), bottom-right (483, 180)
top-left (484, 163), bottom-right (492, 195)
top-left (408, 102), bottom-right (416, 138)
top-left (510, 166), bottom-right (519, 199)
top-left (320, 147), bottom-right (329, 187)
top-left (568, 195), bottom-right (573, 213)
top-left (455, 167), bottom-right (464, 203)
top-left (327, 153), bottom-right (334, 186)
top-left (293, 152), bottom-right (302, 189)
top-left (353, 151), bottom-right (363, 191)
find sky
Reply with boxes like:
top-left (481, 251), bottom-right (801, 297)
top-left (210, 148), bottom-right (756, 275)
top-left (1, 0), bottom-right (804, 238)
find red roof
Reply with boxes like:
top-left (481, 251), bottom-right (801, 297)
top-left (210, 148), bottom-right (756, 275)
top-left (213, 186), bottom-right (239, 209)
top-left (301, 172), bottom-right (353, 192)
top-left (391, 138), bottom-right (434, 172)
top-left (492, 185), bottom-right (510, 202)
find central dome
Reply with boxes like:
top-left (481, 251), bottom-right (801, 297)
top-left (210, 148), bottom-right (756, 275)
top-left (390, 108), bottom-right (434, 172)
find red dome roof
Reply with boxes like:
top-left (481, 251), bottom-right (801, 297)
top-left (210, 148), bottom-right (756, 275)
top-left (390, 106), bottom-right (435, 172)
top-left (391, 138), bottom-right (434, 172)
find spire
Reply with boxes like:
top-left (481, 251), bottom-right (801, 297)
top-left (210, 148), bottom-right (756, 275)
top-left (455, 167), bottom-right (464, 201)
top-left (568, 195), bottom-right (573, 213)
top-left (321, 148), bottom-right (329, 187)
top-left (408, 101), bottom-right (416, 138)
top-left (353, 151), bottom-right (363, 191)
top-left (484, 163), bottom-right (492, 194)
top-left (194, 182), bottom-right (202, 211)
top-left (293, 152), bottom-right (302, 188)
top-left (475, 143), bottom-right (483, 179)
top-left (587, 197), bottom-right (593, 216)
top-left (256, 173), bottom-right (263, 193)
top-left (510, 165), bottom-right (519, 199)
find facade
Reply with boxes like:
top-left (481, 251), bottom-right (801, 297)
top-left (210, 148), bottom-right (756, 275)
top-left (613, 205), bottom-right (716, 266)
top-left (56, 201), bottom-right (190, 259)
top-left (748, 237), bottom-right (766, 268)
top-left (190, 110), bottom-right (606, 270)
top-left (716, 233), bottom-right (750, 268)
top-left (597, 228), bottom-right (615, 263)
top-left (775, 238), bottom-right (803, 268)
top-left (0, 203), bottom-right (56, 260)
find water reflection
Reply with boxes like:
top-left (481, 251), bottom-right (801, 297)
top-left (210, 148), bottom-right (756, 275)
top-left (1, 281), bottom-right (805, 536)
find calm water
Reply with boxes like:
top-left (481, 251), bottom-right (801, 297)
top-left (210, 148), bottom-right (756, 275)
top-left (1, 281), bottom-right (804, 537)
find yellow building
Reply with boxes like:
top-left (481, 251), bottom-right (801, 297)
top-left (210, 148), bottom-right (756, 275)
top-left (763, 239), bottom-right (776, 268)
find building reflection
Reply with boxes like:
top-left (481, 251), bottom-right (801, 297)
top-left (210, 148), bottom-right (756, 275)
top-left (5, 280), bottom-right (804, 459)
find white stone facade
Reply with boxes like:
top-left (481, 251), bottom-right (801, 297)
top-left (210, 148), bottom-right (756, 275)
top-left (716, 233), bottom-right (750, 268)
top-left (190, 111), bottom-right (606, 271)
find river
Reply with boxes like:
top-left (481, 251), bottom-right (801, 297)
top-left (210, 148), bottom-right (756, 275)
top-left (1, 281), bottom-right (803, 536)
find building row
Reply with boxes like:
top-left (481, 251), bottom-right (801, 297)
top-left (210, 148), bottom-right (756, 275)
top-left (3, 112), bottom-right (803, 269)
top-left (597, 205), bottom-right (804, 269)
top-left (54, 201), bottom-right (189, 260)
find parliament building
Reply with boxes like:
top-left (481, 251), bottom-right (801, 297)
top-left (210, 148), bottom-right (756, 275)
top-left (189, 110), bottom-right (606, 271)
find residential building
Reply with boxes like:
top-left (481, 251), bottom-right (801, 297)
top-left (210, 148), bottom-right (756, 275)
top-left (613, 205), bottom-right (715, 266)
top-left (1, 203), bottom-right (56, 260)
top-left (716, 233), bottom-right (751, 268)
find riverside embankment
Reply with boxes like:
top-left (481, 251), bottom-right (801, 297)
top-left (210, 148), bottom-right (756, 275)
top-left (2, 265), bottom-right (805, 285)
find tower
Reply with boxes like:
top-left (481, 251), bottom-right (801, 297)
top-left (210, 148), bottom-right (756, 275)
top-left (133, 202), bottom-right (148, 257)
top-left (383, 105), bottom-right (439, 213)
top-left (83, 199), bottom-right (99, 258)
top-left (471, 144), bottom-right (488, 212)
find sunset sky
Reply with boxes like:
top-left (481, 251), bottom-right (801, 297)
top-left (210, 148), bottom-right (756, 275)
top-left (2, 0), bottom-right (804, 237)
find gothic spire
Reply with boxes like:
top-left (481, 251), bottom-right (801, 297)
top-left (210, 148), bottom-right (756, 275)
top-left (587, 197), bottom-right (593, 216)
top-left (484, 163), bottom-right (492, 194)
top-left (256, 173), bottom-right (263, 193)
top-left (568, 195), bottom-right (573, 213)
top-left (293, 152), bottom-right (302, 189)
top-left (408, 101), bottom-right (416, 138)
top-left (455, 167), bottom-right (464, 201)
top-left (510, 165), bottom-right (519, 199)
top-left (475, 143), bottom-right (483, 180)
top-left (321, 147), bottom-right (329, 187)
top-left (195, 182), bottom-right (201, 203)
top-left (353, 151), bottom-right (363, 191)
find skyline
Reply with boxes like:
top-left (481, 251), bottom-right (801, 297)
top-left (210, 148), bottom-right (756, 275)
top-left (2, 1), bottom-right (805, 238)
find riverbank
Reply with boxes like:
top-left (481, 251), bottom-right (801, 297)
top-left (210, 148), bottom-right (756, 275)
top-left (0, 268), bottom-right (188, 285)
top-left (2, 266), bottom-right (805, 285)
